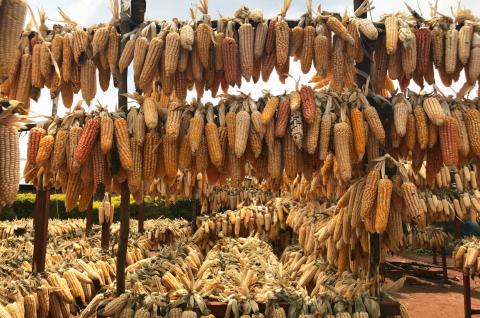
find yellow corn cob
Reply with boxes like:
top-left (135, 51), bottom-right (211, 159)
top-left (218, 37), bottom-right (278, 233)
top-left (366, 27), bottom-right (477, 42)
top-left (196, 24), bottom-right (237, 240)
top-left (133, 36), bottom-right (149, 89)
top-left (35, 135), bottom-right (54, 165)
top-left (358, 18), bottom-right (378, 40)
top-left (31, 44), bottom-right (44, 88)
top-left (300, 26), bottom-right (315, 74)
top-left (107, 27), bottom-right (120, 83)
top-left (118, 38), bottom-right (136, 73)
top-left (254, 22), bottom-right (268, 61)
top-left (260, 96), bottom-right (279, 125)
top-left (275, 19), bottom-right (290, 66)
top-left (165, 29), bottom-right (181, 76)
top-left (393, 99), bottom-right (409, 137)
top-left (334, 122), bottom-right (352, 182)
top-left (458, 24), bottom-right (473, 65)
top-left (305, 107), bottom-right (322, 155)
top-left (445, 27), bottom-right (458, 74)
top-left (465, 108), bottom-right (480, 156)
top-left (139, 37), bottom-right (164, 92)
top-left (350, 108), bottom-right (366, 161)
top-left (374, 178), bottom-right (393, 234)
top-left (385, 15), bottom-right (399, 54)
top-left (196, 22), bottom-right (213, 68)
top-left (91, 26), bottom-right (109, 57)
top-left (114, 117), bottom-right (133, 171)
top-left (80, 59), bottom-right (97, 105)
top-left (205, 105), bottom-right (223, 168)
top-left (239, 22), bottom-right (254, 79)
top-left (166, 103), bottom-right (182, 141)
top-left (360, 169), bottom-right (380, 221)
top-left (326, 16), bottom-right (354, 46)
top-left (235, 109), bottom-right (250, 158)
top-left (15, 53), bottom-right (31, 109)
top-left (100, 293), bottom-right (129, 316)
top-left (414, 106), bottom-right (428, 150)
top-left (423, 97), bottom-right (445, 126)
top-left (196, 134), bottom-right (209, 172)
top-left (0, 124), bottom-right (19, 207)
top-left (364, 105), bottom-right (385, 143)
top-left (72, 29), bottom-right (88, 64)
top-left (189, 108), bottom-right (205, 154)
top-left (63, 270), bottom-right (85, 304)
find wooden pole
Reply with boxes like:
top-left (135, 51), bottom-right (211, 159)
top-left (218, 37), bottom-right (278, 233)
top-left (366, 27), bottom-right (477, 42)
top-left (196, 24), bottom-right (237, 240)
top-left (101, 222), bottom-right (111, 250)
top-left (86, 199), bottom-right (93, 234)
top-left (32, 96), bottom-right (58, 274)
top-left (354, 0), bottom-right (371, 89)
top-left (138, 202), bottom-right (145, 233)
top-left (191, 184), bottom-right (197, 232)
top-left (32, 189), bottom-right (49, 274)
top-left (464, 269), bottom-right (472, 318)
top-left (440, 246), bottom-right (449, 284)
top-left (116, 182), bottom-right (130, 294)
top-left (115, 0), bottom-right (140, 294)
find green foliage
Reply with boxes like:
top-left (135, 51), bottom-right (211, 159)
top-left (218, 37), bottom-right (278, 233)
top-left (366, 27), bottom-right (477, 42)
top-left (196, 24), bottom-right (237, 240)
top-left (0, 193), bottom-right (195, 222)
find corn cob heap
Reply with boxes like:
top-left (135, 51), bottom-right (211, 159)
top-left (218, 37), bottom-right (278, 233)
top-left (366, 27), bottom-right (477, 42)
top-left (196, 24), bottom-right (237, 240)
top-left (454, 237), bottom-right (480, 276)
top-left (0, 218), bottom-right (87, 239)
top-left (193, 198), bottom-right (294, 253)
top-left (192, 237), bottom-right (285, 312)
top-left (144, 218), bottom-right (191, 246)
top-left (0, 229), bottom-right (158, 317)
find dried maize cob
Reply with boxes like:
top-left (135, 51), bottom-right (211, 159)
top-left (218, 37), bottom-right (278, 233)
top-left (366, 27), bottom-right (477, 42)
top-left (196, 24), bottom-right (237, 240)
top-left (114, 117), bottom-right (133, 171)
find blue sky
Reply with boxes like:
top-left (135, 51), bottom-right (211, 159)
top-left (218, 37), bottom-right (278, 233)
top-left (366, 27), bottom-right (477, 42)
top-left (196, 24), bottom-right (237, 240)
top-left (19, 0), bottom-right (480, 179)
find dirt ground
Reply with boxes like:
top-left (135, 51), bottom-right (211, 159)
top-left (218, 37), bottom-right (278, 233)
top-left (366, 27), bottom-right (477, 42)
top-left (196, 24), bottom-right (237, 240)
top-left (385, 252), bottom-right (480, 318)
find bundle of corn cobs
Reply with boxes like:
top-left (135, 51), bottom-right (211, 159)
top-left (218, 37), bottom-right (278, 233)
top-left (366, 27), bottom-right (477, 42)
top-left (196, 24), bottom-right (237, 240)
top-left (284, 154), bottom-right (432, 273)
top-left (193, 199), bottom-right (294, 253)
top-left (454, 237), bottom-right (480, 276)
top-left (406, 161), bottom-right (480, 223)
top-left (4, 0), bottom-right (480, 112)
top-left (402, 226), bottom-right (451, 250)
top-left (144, 218), bottom-right (191, 246)
top-left (198, 178), bottom-right (275, 214)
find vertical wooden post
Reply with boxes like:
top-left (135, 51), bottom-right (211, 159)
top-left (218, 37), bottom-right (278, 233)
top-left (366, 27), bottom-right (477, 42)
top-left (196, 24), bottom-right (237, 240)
top-left (354, 0), bottom-right (372, 89)
top-left (191, 184), bottom-right (197, 232)
top-left (138, 201), bottom-right (145, 233)
top-left (32, 189), bottom-right (49, 274)
top-left (86, 199), bottom-right (93, 234)
top-left (32, 96), bottom-right (57, 274)
top-left (464, 269), bottom-right (472, 318)
top-left (441, 246), bottom-right (449, 283)
top-left (101, 222), bottom-right (111, 250)
top-left (116, 6), bottom-right (131, 295)
top-left (116, 182), bottom-right (130, 294)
